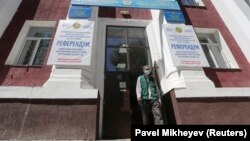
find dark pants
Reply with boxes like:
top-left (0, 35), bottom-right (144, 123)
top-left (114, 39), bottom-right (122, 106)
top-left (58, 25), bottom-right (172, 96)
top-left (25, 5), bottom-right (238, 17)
top-left (141, 100), bottom-right (163, 125)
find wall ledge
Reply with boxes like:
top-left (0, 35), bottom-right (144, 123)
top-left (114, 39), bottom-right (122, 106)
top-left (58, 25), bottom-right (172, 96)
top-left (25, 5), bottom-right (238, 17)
top-left (0, 86), bottom-right (98, 99)
top-left (175, 87), bottom-right (250, 98)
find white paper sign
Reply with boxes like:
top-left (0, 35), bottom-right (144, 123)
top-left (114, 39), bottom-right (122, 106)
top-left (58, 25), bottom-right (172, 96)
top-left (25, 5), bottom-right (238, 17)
top-left (119, 48), bottom-right (127, 53)
top-left (117, 63), bottom-right (126, 68)
top-left (47, 20), bottom-right (94, 65)
top-left (119, 82), bottom-right (127, 88)
top-left (164, 24), bottom-right (209, 67)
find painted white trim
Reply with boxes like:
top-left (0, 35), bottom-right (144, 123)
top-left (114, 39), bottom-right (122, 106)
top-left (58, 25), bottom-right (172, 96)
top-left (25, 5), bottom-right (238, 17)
top-left (158, 21), bottom-right (215, 93)
top-left (181, 0), bottom-right (205, 7)
top-left (5, 20), bottom-right (57, 65)
top-left (99, 18), bottom-right (150, 27)
top-left (175, 87), bottom-right (250, 98)
top-left (195, 27), bottom-right (240, 69)
top-left (0, 0), bottom-right (22, 38)
top-left (197, 0), bottom-right (205, 6)
top-left (0, 86), bottom-right (98, 99)
top-left (235, 0), bottom-right (250, 21)
top-left (211, 0), bottom-right (250, 64)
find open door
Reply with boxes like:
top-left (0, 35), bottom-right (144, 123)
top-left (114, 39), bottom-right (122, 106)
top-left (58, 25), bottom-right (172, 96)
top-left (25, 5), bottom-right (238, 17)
top-left (103, 26), bottom-right (151, 139)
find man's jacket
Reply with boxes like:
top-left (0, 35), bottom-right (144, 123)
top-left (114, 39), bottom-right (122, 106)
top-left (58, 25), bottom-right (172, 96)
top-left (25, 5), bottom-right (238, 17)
top-left (136, 75), bottom-right (158, 100)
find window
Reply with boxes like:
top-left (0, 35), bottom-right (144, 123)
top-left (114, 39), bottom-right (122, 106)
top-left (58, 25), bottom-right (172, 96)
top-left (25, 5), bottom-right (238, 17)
top-left (6, 21), bottom-right (56, 66)
top-left (17, 27), bottom-right (53, 65)
top-left (195, 28), bottom-right (239, 69)
top-left (181, 0), bottom-right (205, 6)
top-left (105, 26), bottom-right (151, 72)
top-left (197, 33), bottom-right (226, 68)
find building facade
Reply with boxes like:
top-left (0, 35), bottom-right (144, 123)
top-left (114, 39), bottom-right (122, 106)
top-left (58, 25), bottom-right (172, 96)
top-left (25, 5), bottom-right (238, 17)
top-left (0, 0), bottom-right (250, 140)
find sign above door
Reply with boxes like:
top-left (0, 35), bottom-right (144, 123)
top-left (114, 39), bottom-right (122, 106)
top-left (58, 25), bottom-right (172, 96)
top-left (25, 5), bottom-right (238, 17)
top-left (71, 0), bottom-right (181, 10)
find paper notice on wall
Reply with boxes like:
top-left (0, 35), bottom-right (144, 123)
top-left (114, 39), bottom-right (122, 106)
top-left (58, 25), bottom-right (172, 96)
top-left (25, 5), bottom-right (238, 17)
top-left (47, 20), bottom-right (94, 66)
top-left (119, 82), bottom-right (127, 88)
top-left (119, 48), bottom-right (127, 53)
top-left (163, 24), bottom-right (209, 67)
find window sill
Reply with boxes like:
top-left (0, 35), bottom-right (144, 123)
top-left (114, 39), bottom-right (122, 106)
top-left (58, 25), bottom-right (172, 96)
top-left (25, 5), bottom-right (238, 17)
top-left (203, 67), bottom-right (241, 71)
top-left (6, 65), bottom-right (44, 68)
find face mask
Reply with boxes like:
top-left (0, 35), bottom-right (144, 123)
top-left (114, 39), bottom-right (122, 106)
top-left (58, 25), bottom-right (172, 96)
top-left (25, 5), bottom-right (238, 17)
top-left (144, 69), bottom-right (151, 76)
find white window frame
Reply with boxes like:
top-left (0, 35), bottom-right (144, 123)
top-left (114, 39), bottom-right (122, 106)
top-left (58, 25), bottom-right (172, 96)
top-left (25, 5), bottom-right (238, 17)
top-left (5, 20), bottom-right (56, 66)
top-left (18, 29), bottom-right (52, 65)
top-left (195, 27), bottom-right (239, 69)
top-left (198, 34), bottom-right (225, 68)
top-left (181, 0), bottom-right (205, 7)
top-left (0, 0), bottom-right (22, 38)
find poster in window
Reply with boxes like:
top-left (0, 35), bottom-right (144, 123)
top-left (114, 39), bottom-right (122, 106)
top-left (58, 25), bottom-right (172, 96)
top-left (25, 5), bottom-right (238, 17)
top-left (47, 20), bottom-right (94, 65)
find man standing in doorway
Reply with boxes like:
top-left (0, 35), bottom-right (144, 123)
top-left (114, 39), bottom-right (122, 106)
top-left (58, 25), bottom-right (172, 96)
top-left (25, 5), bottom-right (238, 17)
top-left (136, 65), bottom-right (163, 125)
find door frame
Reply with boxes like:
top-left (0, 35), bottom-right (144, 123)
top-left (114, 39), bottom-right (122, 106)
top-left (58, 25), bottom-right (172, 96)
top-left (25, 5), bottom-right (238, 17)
top-left (94, 18), bottom-right (157, 138)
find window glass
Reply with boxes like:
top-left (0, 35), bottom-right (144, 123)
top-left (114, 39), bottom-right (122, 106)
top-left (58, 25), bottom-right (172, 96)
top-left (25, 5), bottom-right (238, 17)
top-left (106, 27), bottom-right (150, 72)
top-left (181, 0), bottom-right (196, 6)
top-left (181, 0), bottom-right (189, 5)
top-left (106, 48), bottom-right (128, 72)
top-left (128, 48), bottom-right (149, 72)
top-left (197, 33), bottom-right (217, 43)
top-left (197, 34), bottom-right (209, 43)
top-left (107, 38), bottom-right (126, 47)
top-left (127, 28), bottom-right (148, 47)
top-left (198, 32), bottom-right (227, 68)
top-left (210, 46), bottom-right (227, 68)
top-left (207, 34), bottom-right (217, 43)
top-left (201, 44), bottom-right (216, 68)
top-left (17, 27), bottom-right (53, 65)
top-left (27, 27), bottom-right (53, 38)
top-left (17, 40), bottom-right (37, 65)
top-left (33, 39), bottom-right (50, 65)
top-left (187, 0), bottom-right (196, 5)
top-left (107, 27), bottom-right (126, 47)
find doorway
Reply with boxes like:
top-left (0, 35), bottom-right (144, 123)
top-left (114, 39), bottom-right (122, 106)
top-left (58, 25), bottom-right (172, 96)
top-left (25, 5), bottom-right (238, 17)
top-left (103, 26), bottom-right (151, 139)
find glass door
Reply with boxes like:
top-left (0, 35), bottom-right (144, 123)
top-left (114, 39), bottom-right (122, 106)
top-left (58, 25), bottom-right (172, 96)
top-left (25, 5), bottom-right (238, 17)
top-left (103, 26), bottom-right (151, 139)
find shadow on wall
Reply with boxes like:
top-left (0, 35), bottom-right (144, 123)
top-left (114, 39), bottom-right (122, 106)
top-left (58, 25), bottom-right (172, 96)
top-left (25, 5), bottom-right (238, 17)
top-left (0, 0), bottom-right (40, 85)
top-left (161, 90), bottom-right (178, 125)
top-left (203, 68), bottom-right (242, 87)
top-left (98, 7), bottom-right (116, 18)
top-left (176, 97), bottom-right (250, 124)
top-left (0, 99), bottom-right (100, 140)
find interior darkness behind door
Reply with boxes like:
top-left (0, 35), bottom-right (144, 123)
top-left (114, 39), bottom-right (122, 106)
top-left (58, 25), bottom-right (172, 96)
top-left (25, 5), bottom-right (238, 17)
top-left (103, 26), bottom-right (151, 139)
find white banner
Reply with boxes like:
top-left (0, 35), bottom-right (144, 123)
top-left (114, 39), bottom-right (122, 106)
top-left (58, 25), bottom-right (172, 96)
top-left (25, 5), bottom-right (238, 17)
top-left (164, 24), bottom-right (209, 67)
top-left (47, 20), bottom-right (94, 65)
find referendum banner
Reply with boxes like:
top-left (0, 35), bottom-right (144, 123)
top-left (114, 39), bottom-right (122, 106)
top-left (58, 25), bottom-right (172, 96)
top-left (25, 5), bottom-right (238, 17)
top-left (163, 24), bottom-right (209, 67)
top-left (47, 20), bottom-right (94, 65)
